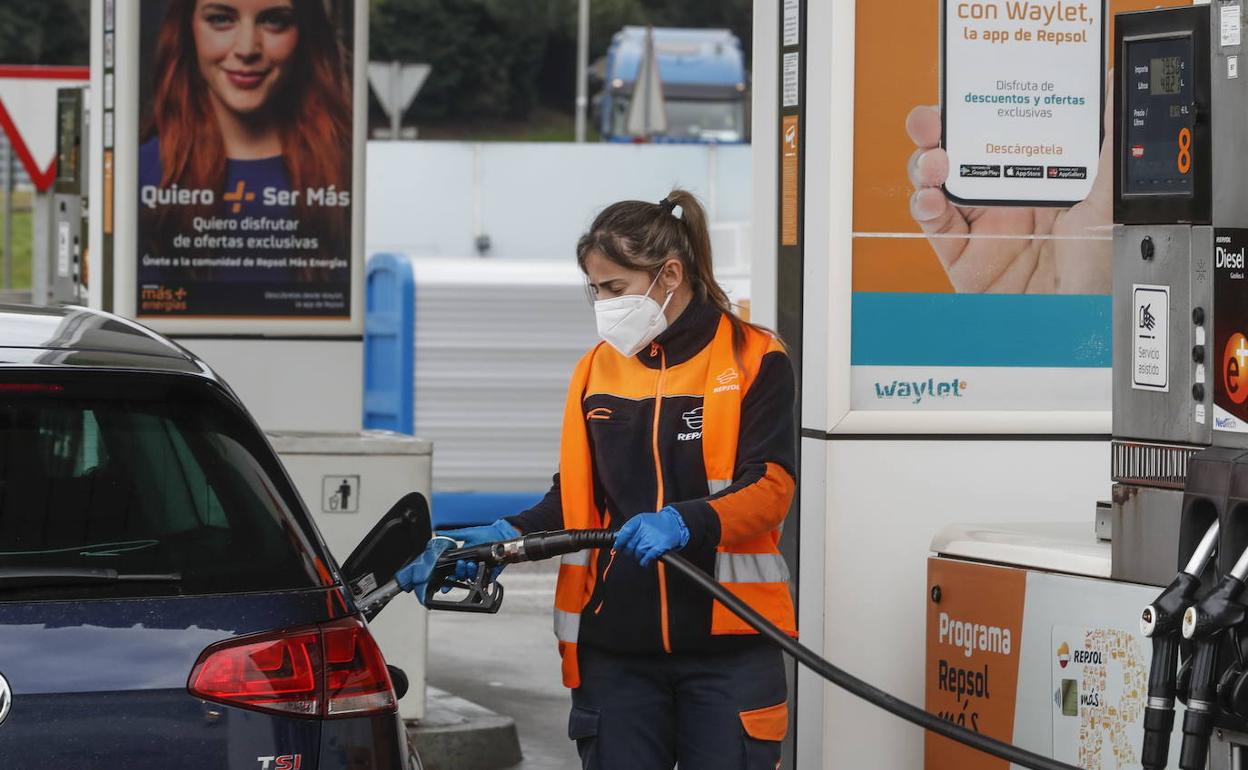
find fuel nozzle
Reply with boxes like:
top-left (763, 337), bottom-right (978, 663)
top-left (1139, 522), bottom-right (1219, 770)
top-left (422, 529), bottom-right (619, 612)
top-left (356, 530), bottom-right (623, 617)
top-left (422, 541), bottom-right (510, 613)
top-left (1177, 534), bottom-right (1248, 770)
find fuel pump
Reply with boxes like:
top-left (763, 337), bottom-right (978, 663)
top-left (1112, 3), bottom-right (1248, 768)
top-left (48, 86), bottom-right (88, 304)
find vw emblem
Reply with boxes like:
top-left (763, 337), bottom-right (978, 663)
top-left (0, 672), bottom-right (10, 726)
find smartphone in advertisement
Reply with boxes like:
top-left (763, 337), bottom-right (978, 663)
top-left (940, 0), bottom-right (1106, 207)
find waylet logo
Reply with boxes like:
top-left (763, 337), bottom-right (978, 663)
top-left (873, 378), bottom-right (967, 405)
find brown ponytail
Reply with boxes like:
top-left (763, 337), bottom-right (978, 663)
top-left (576, 189), bottom-right (775, 357)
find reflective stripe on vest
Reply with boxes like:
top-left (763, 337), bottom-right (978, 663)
top-left (715, 552), bottom-right (791, 584)
top-left (554, 609), bottom-right (581, 643)
top-left (708, 478), bottom-right (731, 495)
top-left (561, 550), bottom-right (591, 567)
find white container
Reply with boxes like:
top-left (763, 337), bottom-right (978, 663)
top-left (268, 430), bottom-right (433, 721)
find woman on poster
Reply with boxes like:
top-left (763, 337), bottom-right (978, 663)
top-left (138, 0), bottom-right (352, 310)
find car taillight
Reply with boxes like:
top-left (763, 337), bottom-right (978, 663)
top-left (321, 618), bottom-right (396, 717)
top-left (188, 616), bottom-right (395, 719)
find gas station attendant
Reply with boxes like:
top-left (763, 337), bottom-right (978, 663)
top-left (435, 189), bottom-right (800, 769)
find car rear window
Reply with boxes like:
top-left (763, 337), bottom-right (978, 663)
top-left (0, 372), bottom-right (330, 601)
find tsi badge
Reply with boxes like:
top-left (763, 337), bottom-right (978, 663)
top-left (257, 756), bottom-right (302, 770)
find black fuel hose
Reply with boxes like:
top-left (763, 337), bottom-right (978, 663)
top-left (365, 528), bottom-right (1084, 770)
top-left (656, 550), bottom-right (1081, 770)
top-left (505, 528), bottom-right (1083, 770)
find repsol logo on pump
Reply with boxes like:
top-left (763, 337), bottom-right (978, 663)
top-left (935, 660), bottom-right (988, 732)
top-left (937, 660), bottom-right (990, 703)
top-left (1071, 649), bottom-right (1103, 665)
top-left (1057, 641), bottom-right (1105, 667)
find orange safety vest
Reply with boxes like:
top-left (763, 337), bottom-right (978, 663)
top-left (553, 314), bottom-right (797, 688)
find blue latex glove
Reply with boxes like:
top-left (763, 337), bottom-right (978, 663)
top-left (437, 519), bottom-right (522, 587)
top-left (395, 537), bottom-right (457, 605)
top-left (613, 506), bottom-right (690, 568)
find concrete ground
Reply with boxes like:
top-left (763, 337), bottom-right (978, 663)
top-left (426, 559), bottom-right (580, 770)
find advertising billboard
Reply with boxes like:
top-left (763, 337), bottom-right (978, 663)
top-left (850, 0), bottom-right (1188, 415)
top-left (136, 0), bottom-right (356, 320)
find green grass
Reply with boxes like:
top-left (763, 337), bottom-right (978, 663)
top-left (7, 206), bottom-right (31, 291)
top-left (0, 190), bottom-right (32, 291)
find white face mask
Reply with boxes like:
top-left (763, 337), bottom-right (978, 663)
top-left (594, 272), bottom-right (674, 357)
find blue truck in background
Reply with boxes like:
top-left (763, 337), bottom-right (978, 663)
top-left (595, 27), bottom-right (749, 144)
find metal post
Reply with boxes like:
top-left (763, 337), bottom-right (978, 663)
top-left (4, 142), bottom-right (13, 290)
top-left (390, 60), bottom-right (402, 140)
top-left (643, 26), bottom-right (653, 136)
top-left (575, 0), bottom-right (589, 142)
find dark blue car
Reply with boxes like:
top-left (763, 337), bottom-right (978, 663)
top-left (0, 304), bottom-right (423, 769)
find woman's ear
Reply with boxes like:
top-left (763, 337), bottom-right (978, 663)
top-left (660, 259), bottom-right (684, 294)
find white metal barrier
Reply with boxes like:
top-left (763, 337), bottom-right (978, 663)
top-left (365, 141), bottom-right (752, 260)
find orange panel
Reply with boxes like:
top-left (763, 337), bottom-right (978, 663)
top-left (853, 237), bottom-right (955, 293)
top-left (925, 557), bottom-right (1027, 770)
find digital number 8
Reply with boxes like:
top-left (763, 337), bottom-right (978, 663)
top-left (1178, 128), bottom-right (1192, 174)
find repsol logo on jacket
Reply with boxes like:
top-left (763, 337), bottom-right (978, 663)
top-left (679, 407), bottom-right (703, 441)
top-left (712, 368), bottom-right (740, 393)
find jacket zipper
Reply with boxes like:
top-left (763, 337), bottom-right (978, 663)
top-left (592, 550), bottom-right (618, 615)
top-left (650, 342), bottom-right (673, 653)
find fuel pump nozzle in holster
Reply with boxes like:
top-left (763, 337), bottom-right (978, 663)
top-left (1176, 540), bottom-right (1248, 770)
top-left (1139, 522), bottom-right (1219, 770)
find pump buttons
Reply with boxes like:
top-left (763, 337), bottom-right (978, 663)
top-left (1194, 384), bottom-right (1206, 402)
top-left (1194, 345), bottom-right (1206, 364)
top-left (1141, 236), bottom-right (1156, 261)
top-left (1194, 307), bottom-right (1206, 326)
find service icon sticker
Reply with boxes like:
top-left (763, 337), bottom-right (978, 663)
top-left (1131, 284), bottom-right (1169, 392)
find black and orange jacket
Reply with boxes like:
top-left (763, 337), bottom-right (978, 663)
top-left (507, 300), bottom-right (797, 686)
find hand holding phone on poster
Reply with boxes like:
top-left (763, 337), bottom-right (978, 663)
top-left (905, 85), bottom-right (1112, 294)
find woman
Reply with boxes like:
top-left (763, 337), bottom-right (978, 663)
top-left (440, 190), bottom-right (799, 769)
top-left (138, 0), bottom-right (351, 296)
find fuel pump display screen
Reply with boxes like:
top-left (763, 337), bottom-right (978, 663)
top-left (53, 89), bottom-right (81, 193)
top-left (1124, 35), bottom-right (1195, 196)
